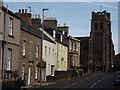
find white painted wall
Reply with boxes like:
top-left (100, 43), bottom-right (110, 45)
top-left (56, 42), bottom-right (68, 71)
top-left (43, 40), bottom-right (57, 76)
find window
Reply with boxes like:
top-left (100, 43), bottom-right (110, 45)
top-left (72, 56), bottom-right (75, 66)
top-left (9, 17), bottom-right (13, 36)
top-left (94, 23), bottom-right (97, 30)
top-left (35, 66), bottom-right (38, 79)
top-left (76, 43), bottom-right (79, 51)
top-left (69, 41), bottom-right (72, 50)
top-left (51, 65), bottom-right (55, 76)
top-left (72, 42), bottom-right (73, 50)
top-left (7, 49), bottom-right (12, 70)
top-left (36, 45), bottom-right (39, 59)
top-left (60, 35), bottom-right (62, 42)
top-left (76, 56), bottom-right (78, 66)
top-left (53, 30), bottom-right (56, 38)
top-left (22, 65), bottom-right (25, 80)
top-left (75, 43), bottom-right (76, 51)
top-left (49, 47), bottom-right (50, 56)
top-left (73, 43), bottom-right (75, 50)
top-left (100, 22), bottom-right (103, 29)
top-left (53, 49), bottom-right (54, 57)
top-left (45, 46), bottom-right (47, 56)
top-left (70, 55), bottom-right (72, 66)
top-left (22, 40), bottom-right (26, 56)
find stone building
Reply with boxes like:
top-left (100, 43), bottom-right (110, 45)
top-left (90, 10), bottom-right (115, 72)
top-left (75, 37), bottom-right (90, 67)
top-left (1, 6), bottom-right (20, 79)
top-left (15, 9), bottom-right (42, 85)
top-left (15, 9), bottom-right (57, 85)
top-left (68, 36), bottom-right (80, 70)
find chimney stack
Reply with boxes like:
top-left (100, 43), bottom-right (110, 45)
top-left (43, 17), bottom-right (57, 30)
top-left (15, 9), bottom-right (32, 26)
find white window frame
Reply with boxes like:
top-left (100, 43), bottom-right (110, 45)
top-left (69, 41), bottom-right (72, 50)
top-left (36, 45), bottom-right (39, 59)
top-left (49, 47), bottom-right (50, 56)
top-left (51, 65), bottom-right (55, 76)
top-left (35, 66), bottom-right (38, 79)
top-left (76, 43), bottom-right (79, 51)
top-left (76, 56), bottom-right (78, 66)
top-left (7, 49), bottom-right (12, 70)
top-left (45, 46), bottom-right (47, 56)
top-left (9, 17), bottom-right (13, 36)
top-left (72, 56), bottom-right (75, 66)
top-left (22, 65), bottom-right (25, 80)
top-left (73, 43), bottom-right (75, 50)
top-left (53, 49), bottom-right (54, 58)
top-left (22, 40), bottom-right (26, 56)
top-left (53, 30), bottom-right (56, 38)
top-left (60, 35), bottom-right (62, 42)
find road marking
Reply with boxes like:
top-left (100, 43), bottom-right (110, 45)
top-left (90, 75), bottom-right (112, 88)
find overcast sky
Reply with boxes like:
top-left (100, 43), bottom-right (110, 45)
top-left (4, 2), bottom-right (118, 54)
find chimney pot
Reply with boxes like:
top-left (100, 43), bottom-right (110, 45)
top-left (19, 9), bottom-right (21, 13)
top-left (25, 9), bottom-right (28, 13)
top-left (64, 23), bottom-right (66, 27)
top-left (31, 15), bottom-right (34, 18)
top-left (38, 15), bottom-right (40, 18)
top-left (35, 15), bottom-right (37, 18)
top-left (58, 24), bottom-right (60, 27)
top-left (22, 9), bottom-right (24, 13)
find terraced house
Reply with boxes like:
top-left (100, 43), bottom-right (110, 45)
top-left (43, 18), bottom-right (70, 81)
top-left (1, 6), bottom-right (20, 80)
top-left (68, 35), bottom-right (80, 78)
top-left (15, 9), bottom-right (42, 85)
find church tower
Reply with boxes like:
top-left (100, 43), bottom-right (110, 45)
top-left (90, 10), bottom-right (112, 72)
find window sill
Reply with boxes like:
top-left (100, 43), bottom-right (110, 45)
top-left (8, 35), bottom-right (14, 38)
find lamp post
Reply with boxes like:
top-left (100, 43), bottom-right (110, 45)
top-left (40, 8), bottom-right (49, 87)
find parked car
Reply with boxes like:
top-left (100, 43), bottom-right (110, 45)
top-left (113, 71), bottom-right (120, 86)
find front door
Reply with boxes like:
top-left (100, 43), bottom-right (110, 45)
top-left (28, 66), bottom-right (31, 85)
top-left (41, 69), bottom-right (45, 82)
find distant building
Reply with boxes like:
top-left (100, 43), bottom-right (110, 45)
top-left (68, 36), bottom-right (80, 69)
top-left (90, 10), bottom-right (115, 72)
top-left (75, 37), bottom-right (90, 67)
top-left (115, 53), bottom-right (120, 66)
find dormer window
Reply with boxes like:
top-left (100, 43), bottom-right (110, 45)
top-left (53, 30), bottom-right (56, 38)
top-left (60, 35), bottom-right (63, 42)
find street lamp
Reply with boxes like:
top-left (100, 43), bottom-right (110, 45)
top-left (40, 8), bottom-right (49, 87)
top-left (41, 8), bottom-right (49, 60)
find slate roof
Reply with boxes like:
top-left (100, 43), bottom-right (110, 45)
top-left (44, 25), bottom-right (69, 46)
top-left (20, 21), bottom-right (55, 44)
